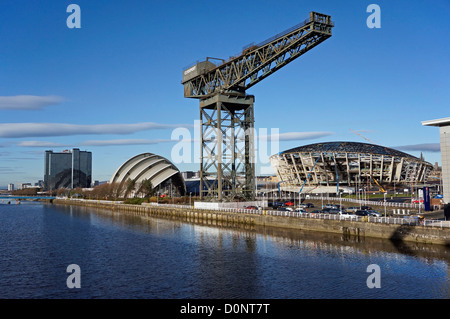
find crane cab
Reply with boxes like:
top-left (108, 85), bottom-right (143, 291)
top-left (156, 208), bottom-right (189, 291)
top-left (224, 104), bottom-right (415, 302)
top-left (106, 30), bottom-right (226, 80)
top-left (182, 60), bottom-right (217, 97)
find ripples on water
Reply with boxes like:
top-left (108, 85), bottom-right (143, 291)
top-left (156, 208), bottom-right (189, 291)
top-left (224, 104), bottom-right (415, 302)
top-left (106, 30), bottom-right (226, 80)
top-left (0, 202), bottom-right (449, 299)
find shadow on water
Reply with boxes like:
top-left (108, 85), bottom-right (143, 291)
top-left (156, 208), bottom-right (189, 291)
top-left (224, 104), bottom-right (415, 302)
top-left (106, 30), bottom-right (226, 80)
top-left (389, 224), bottom-right (450, 257)
top-left (389, 225), bottom-right (422, 257)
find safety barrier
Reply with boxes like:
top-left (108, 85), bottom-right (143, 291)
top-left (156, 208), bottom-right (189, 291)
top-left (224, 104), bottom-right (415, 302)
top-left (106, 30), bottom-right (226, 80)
top-left (304, 196), bottom-right (440, 210)
top-left (159, 204), bottom-right (450, 228)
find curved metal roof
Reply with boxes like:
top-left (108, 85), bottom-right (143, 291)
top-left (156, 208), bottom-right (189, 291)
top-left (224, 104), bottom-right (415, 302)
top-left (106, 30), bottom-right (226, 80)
top-left (281, 141), bottom-right (419, 160)
top-left (110, 153), bottom-right (186, 194)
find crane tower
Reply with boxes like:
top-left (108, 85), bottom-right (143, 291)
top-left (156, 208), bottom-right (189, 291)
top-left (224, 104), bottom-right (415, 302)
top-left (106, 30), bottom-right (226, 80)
top-left (182, 11), bottom-right (334, 201)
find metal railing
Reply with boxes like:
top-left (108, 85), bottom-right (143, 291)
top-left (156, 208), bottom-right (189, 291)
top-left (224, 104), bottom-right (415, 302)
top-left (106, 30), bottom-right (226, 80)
top-left (303, 195), bottom-right (430, 209)
top-left (239, 209), bottom-right (449, 228)
top-left (154, 203), bottom-right (449, 228)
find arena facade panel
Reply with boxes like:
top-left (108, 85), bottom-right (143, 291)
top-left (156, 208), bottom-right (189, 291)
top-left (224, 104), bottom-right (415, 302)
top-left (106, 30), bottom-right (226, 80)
top-left (269, 141), bottom-right (433, 193)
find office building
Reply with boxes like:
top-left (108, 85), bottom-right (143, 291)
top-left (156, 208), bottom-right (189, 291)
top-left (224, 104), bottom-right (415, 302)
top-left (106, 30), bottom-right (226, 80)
top-left (44, 148), bottom-right (92, 190)
top-left (422, 117), bottom-right (450, 204)
top-left (19, 183), bottom-right (32, 189)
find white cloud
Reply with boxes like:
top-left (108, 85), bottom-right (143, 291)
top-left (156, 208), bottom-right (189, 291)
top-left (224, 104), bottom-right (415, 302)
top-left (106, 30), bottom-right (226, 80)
top-left (260, 131), bottom-right (334, 141)
top-left (15, 138), bottom-right (176, 148)
top-left (16, 141), bottom-right (66, 147)
top-left (11, 130), bottom-right (334, 149)
top-left (394, 143), bottom-right (440, 153)
top-left (0, 122), bottom-right (192, 138)
top-left (0, 95), bottom-right (64, 110)
top-left (80, 139), bottom-right (173, 146)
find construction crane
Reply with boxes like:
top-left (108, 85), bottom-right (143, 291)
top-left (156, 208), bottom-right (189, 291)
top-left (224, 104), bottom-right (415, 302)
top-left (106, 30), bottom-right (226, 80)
top-left (182, 12), bottom-right (334, 201)
top-left (369, 174), bottom-right (386, 193)
top-left (349, 129), bottom-right (375, 144)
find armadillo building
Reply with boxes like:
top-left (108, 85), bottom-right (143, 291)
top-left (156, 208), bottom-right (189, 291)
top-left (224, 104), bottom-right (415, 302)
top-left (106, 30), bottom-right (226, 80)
top-left (110, 153), bottom-right (186, 197)
top-left (270, 141), bottom-right (433, 193)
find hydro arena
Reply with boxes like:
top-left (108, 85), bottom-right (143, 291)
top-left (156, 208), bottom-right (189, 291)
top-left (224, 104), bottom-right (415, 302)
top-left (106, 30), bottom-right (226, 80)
top-left (269, 141), bottom-right (434, 194)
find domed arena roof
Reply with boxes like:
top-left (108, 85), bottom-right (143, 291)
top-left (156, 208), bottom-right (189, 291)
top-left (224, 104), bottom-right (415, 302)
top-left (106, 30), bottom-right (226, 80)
top-left (270, 141), bottom-right (433, 191)
top-left (110, 153), bottom-right (186, 196)
top-left (281, 141), bottom-right (418, 160)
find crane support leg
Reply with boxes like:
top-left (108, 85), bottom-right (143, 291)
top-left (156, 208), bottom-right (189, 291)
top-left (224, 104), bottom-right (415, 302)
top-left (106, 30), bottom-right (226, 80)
top-left (199, 94), bottom-right (255, 201)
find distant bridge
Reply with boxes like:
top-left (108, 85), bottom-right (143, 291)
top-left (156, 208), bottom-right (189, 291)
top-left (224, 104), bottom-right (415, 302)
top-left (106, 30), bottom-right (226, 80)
top-left (0, 196), bottom-right (56, 200)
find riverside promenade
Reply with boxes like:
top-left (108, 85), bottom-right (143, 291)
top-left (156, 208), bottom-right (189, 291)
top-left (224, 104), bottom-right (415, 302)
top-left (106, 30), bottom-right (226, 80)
top-left (53, 198), bottom-right (450, 246)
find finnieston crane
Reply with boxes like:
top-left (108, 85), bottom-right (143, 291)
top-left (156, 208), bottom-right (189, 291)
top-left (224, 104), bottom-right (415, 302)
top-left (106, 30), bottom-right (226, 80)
top-left (182, 12), bottom-right (334, 201)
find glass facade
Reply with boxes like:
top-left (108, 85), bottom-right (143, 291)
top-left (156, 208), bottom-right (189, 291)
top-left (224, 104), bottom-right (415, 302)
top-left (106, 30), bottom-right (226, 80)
top-left (44, 149), bottom-right (92, 190)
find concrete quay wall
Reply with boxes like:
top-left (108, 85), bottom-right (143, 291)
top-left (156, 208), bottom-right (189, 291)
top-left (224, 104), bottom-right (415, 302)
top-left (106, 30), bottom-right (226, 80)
top-left (53, 199), bottom-right (450, 246)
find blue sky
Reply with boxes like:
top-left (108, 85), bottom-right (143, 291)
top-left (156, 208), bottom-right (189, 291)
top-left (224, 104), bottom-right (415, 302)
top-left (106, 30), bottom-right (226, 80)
top-left (1, 0), bottom-right (449, 187)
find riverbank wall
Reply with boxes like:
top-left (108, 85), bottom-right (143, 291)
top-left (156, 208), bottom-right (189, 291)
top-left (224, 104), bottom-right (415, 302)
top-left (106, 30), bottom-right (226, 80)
top-left (53, 199), bottom-right (450, 246)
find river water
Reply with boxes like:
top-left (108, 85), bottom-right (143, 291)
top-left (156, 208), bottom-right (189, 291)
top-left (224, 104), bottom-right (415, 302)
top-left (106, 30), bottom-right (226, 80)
top-left (0, 201), bottom-right (449, 299)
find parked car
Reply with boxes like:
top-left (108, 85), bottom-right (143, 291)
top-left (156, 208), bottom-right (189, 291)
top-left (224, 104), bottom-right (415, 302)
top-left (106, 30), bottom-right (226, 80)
top-left (284, 201), bottom-right (295, 206)
top-left (323, 207), bottom-right (341, 213)
top-left (278, 207), bottom-right (293, 212)
top-left (269, 201), bottom-right (284, 209)
top-left (245, 205), bottom-right (260, 210)
top-left (366, 210), bottom-right (382, 217)
top-left (355, 210), bottom-right (370, 216)
top-left (299, 203), bottom-right (314, 208)
top-left (324, 204), bottom-right (340, 209)
top-left (412, 199), bottom-right (424, 204)
top-left (310, 210), bottom-right (324, 214)
top-left (294, 208), bottom-right (307, 213)
top-left (339, 211), bottom-right (358, 219)
top-left (360, 206), bottom-right (372, 211)
top-left (346, 207), bottom-right (360, 213)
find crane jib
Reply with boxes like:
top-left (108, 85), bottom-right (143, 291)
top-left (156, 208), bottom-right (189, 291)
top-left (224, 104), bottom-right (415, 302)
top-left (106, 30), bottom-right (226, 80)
top-left (182, 11), bottom-right (334, 99)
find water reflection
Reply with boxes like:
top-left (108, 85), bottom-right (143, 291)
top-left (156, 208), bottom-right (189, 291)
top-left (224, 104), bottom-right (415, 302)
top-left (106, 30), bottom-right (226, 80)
top-left (53, 204), bottom-right (450, 264)
top-left (7, 203), bottom-right (448, 298)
